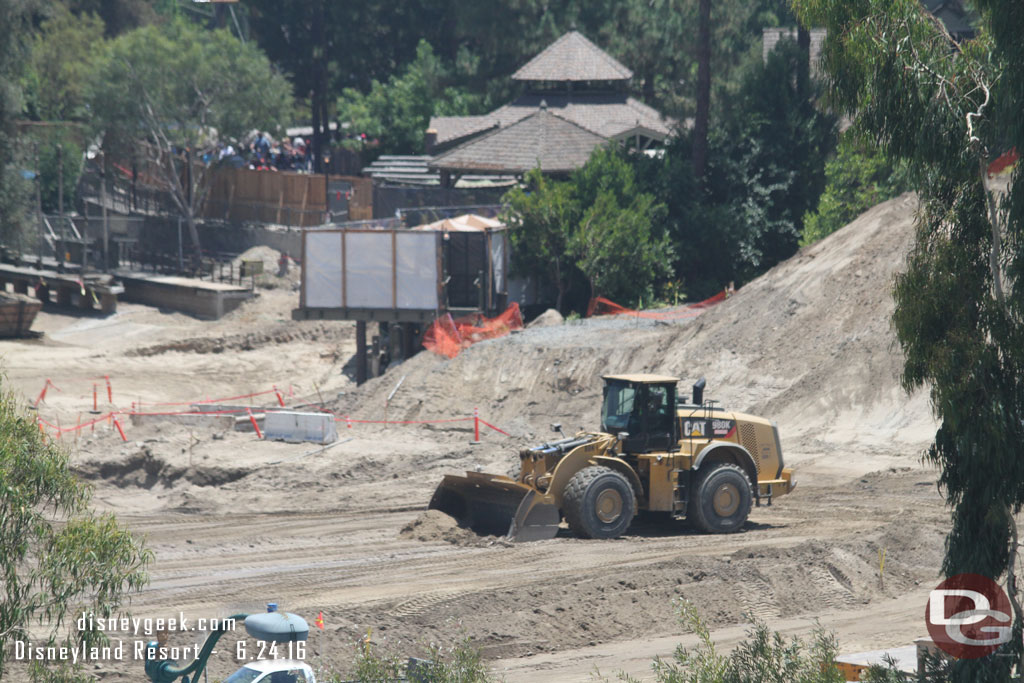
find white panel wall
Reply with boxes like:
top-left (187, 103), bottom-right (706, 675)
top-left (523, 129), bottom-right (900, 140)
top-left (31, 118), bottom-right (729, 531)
top-left (395, 232), bottom-right (438, 310)
top-left (304, 231), bottom-right (342, 307)
top-left (345, 232), bottom-right (394, 308)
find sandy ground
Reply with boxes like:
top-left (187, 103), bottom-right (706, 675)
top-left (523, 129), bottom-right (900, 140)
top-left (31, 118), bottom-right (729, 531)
top-left (2, 198), bottom-right (956, 682)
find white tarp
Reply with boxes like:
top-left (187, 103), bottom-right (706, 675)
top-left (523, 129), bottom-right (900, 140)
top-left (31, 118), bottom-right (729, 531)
top-left (396, 232), bottom-right (438, 310)
top-left (490, 232), bottom-right (506, 295)
top-left (345, 232), bottom-right (393, 308)
top-left (304, 231), bottom-right (342, 307)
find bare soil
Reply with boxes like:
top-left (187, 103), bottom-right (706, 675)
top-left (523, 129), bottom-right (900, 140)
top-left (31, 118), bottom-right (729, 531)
top-left (2, 194), bottom-right (953, 682)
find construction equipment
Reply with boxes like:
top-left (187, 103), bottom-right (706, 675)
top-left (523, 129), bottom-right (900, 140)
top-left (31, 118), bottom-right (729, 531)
top-left (429, 374), bottom-right (795, 542)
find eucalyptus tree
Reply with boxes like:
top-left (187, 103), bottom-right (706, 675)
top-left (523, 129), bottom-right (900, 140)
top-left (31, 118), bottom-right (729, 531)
top-left (794, 0), bottom-right (1024, 677)
top-left (0, 386), bottom-right (151, 681)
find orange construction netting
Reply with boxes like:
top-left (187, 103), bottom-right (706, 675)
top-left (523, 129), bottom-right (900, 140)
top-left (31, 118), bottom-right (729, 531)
top-left (423, 302), bottom-right (524, 358)
top-left (586, 288), bottom-right (732, 321)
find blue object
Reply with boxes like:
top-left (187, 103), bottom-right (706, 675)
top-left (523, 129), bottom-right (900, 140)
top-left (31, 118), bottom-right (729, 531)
top-left (19, 170), bottom-right (36, 180)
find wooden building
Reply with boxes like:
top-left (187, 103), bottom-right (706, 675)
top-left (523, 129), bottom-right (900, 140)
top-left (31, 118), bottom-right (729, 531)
top-left (427, 31), bottom-right (673, 184)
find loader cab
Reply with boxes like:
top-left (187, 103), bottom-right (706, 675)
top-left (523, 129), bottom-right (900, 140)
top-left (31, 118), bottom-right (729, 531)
top-left (601, 374), bottom-right (679, 453)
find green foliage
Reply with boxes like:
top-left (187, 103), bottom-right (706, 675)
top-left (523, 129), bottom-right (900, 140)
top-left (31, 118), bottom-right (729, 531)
top-left (33, 128), bottom-right (84, 214)
top-left (22, 4), bottom-right (105, 122)
top-left (570, 148), bottom-right (672, 302)
top-left (503, 167), bottom-right (578, 311)
top-left (335, 40), bottom-right (483, 155)
top-left (793, 0), bottom-right (1024, 677)
top-left (87, 16), bottom-right (293, 257)
top-left (608, 600), bottom-right (844, 683)
top-left (801, 134), bottom-right (911, 246)
top-left (503, 148), bottom-right (671, 312)
top-left (60, 0), bottom-right (154, 37)
top-left (706, 40), bottom-right (836, 275)
top-left (89, 18), bottom-right (293, 151)
top-left (0, 0), bottom-right (43, 246)
top-left (0, 382), bottom-right (151, 680)
top-left (631, 38), bottom-right (836, 298)
top-left (341, 632), bottom-right (494, 683)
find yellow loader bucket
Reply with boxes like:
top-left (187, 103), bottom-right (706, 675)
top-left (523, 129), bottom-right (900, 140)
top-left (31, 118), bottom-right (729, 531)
top-left (428, 471), bottom-right (560, 542)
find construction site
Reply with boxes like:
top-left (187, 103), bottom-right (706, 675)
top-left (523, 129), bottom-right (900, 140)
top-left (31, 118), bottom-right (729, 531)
top-left (0, 191), bottom-right (956, 681)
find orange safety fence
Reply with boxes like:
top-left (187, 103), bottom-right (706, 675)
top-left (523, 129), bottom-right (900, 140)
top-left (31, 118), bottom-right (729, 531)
top-left (423, 302), bottom-right (524, 358)
top-left (586, 288), bottom-right (732, 321)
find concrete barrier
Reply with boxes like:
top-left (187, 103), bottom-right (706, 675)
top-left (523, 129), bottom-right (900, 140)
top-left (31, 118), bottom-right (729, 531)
top-left (263, 411), bottom-right (338, 444)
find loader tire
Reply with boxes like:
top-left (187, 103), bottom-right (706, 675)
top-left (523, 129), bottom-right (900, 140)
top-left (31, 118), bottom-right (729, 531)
top-left (563, 466), bottom-right (635, 539)
top-left (688, 464), bottom-right (752, 534)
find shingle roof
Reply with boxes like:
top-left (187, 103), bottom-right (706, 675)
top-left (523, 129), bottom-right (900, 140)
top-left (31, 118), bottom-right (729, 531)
top-left (429, 92), bottom-right (671, 148)
top-left (512, 31), bottom-right (633, 82)
top-left (428, 107), bottom-right (607, 174)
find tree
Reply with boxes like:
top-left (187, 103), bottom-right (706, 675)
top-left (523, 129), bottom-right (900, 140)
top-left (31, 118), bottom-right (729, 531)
top-left (692, 0), bottom-right (711, 180)
top-left (503, 148), bottom-right (671, 312)
top-left (801, 133), bottom-right (910, 246)
top-left (569, 148), bottom-right (672, 303)
top-left (502, 168), bottom-right (579, 312)
top-left (793, 0), bottom-right (1024, 678)
top-left (632, 39), bottom-right (835, 298)
top-left (0, 0), bottom-right (43, 249)
top-left (22, 4), bottom-right (105, 123)
top-left (335, 40), bottom-right (483, 156)
top-left (60, 0), bottom-right (155, 38)
top-left (87, 18), bottom-right (293, 263)
top-left (18, 4), bottom-right (103, 218)
top-left (0, 384), bottom-right (150, 681)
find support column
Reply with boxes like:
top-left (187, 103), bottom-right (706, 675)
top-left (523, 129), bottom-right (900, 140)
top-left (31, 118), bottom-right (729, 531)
top-left (57, 287), bottom-right (72, 307)
top-left (100, 293), bottom-right (117, 315)
top-left (35, 285), bottom-right (49, 304)
top-left (401, 322), bottom-right (415, 360)
top-left (355, 320), bottom-right (367, 385)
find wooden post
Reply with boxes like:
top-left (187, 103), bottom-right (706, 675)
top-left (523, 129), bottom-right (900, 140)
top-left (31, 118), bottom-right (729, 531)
top-left (298, 179), bottom-right (309, 227)
top-left (225, 181), bottom-right (235, 221)
top-left (276, 189), bottom-right (284, 224)
top-left (355, 320), bottom-right (367, 385)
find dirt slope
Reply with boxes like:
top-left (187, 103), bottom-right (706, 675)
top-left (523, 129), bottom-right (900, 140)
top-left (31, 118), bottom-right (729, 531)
top-left (339, 192), bottom-right (932, 458)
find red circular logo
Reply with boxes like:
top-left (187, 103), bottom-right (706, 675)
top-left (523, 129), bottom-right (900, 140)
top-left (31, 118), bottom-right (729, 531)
top-left (926, 573), bottom-right (1012, 659)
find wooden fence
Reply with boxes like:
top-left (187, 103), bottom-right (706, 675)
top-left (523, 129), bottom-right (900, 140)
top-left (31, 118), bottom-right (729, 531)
top-left (202, 168), bottom-right (328, 227)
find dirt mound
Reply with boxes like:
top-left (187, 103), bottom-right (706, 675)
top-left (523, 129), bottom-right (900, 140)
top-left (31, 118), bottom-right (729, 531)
top-left (399, 509), bottom-right (504, 546)
top-left (527, 308), bottom-right (564, 328)
top-left (332, 193), bottom-right (933, 455)
top-left (128, 321), bottom-right (349, 356)
top-left (233, 245), bottom-right (301, 290)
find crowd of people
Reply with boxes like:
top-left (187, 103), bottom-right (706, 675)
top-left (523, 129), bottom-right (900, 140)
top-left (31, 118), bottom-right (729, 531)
top-left (200, 131), bottom-right (314, 172)
top-left (196, 129), bottom-right (374, 176)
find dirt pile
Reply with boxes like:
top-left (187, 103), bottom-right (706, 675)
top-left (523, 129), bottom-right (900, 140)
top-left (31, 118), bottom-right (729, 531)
top-left (527, 308), bottom-right (565, 328)
top-left (399, 509), bottom-right (504, 546)
top-left (334, 193), bottom-right (933, 456)
top-left (232, 245), bottom-right (301, 290)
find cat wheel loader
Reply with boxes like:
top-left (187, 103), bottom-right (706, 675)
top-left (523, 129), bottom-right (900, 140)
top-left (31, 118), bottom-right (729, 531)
top-left (429, 374), bottom-right (795, 542)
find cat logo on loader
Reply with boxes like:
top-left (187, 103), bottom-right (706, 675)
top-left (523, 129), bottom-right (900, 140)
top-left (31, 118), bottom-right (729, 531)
top-left (429, 374), bottom-right (795, 542)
